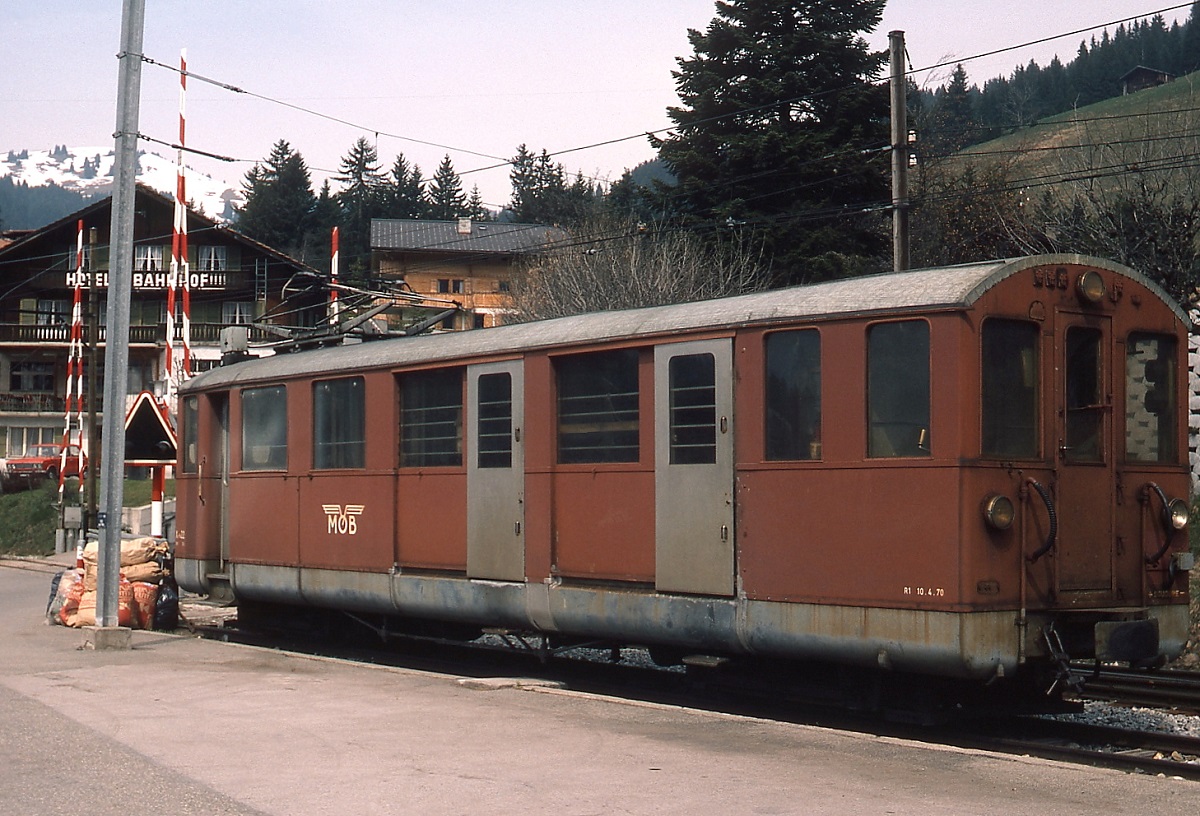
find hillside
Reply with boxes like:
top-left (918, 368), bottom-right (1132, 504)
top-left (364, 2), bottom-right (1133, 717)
top-left (951, 70), bottom-right (1200, 193)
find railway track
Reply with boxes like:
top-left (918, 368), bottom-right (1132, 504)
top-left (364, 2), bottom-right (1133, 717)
top-left (1071, 665), bottom-right (1200, 713)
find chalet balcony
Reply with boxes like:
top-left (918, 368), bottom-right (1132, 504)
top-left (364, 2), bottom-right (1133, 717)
top-left (0, 392), bottom-right (66, 413)
top-left (0, 322), bottom-right (277, 346)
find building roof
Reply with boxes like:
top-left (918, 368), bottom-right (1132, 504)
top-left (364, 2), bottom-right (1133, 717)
top-left (184, 254), bottom-right (1186, 391)
top-left (371, 219), bottom-right (566, 256)
top-left (0, 183), bottom-right (320, 277)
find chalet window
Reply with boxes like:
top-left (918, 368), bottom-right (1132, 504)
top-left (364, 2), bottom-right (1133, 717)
top-left (36, 299), bottom-right (68, 325)
top-left (222, 302), bottom-right (255, 325)
top-left (437, 279), bottom-right (463, 294)
top-left (1125, 332), bottom-right (1177, 463)
top-left (400, 369), bottom-right (463, 467)
top-left (10, 362), bottom-right (55, 393)
top-left (765, 329), bottom-right (821, 460)
top-left (197, 246), bottom-right (227, 271)
top-left (557, 349), bottom-right (640, 464)
top-left (182, 396), bottom-right (199, 474)
top-left (981, 319), bottom-right (1039, 458)
top-left (314, 377), bottom-right (365, 469)
top-left (867, 321), bottom-right (930, 458)
top-left (134, 245), bottom-right (164, 271)
top-left (241, 385), bottom-right (287, 471)
top-left (437, 279), bottom-right (450, 294)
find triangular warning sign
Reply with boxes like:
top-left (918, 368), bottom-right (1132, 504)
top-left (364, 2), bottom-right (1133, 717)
top-left (124, 391), bottom-right (178, 465)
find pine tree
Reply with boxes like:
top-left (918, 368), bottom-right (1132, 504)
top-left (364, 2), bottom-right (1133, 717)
top-left (655, 0), bottom-right (890, 284)
top-left (236, 140), bottom-right (316, 257)
top-left (427, 154), bottom-right (467, 220)
top-left (508, 145), bottom-right (596, 224)
top-left (335, 137), bottom-right (386, 275)
top-left (381, 153), bottom-right (427, 219)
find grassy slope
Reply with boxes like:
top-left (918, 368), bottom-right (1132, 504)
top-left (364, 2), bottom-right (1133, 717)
top-left (0, 478), bottom-right (175, 557)
top-left (952, 71), bottom-right (1200, 185)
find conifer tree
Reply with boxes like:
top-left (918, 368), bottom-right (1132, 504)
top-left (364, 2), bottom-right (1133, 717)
top-left (427, 154), bottom-right (467, 220)
top-left (237, 139), bottom-right (316, 258)
top-left (381, 153), bottom-right (427, 219)
top-left (335, 137), bottom-right (385, 275)
top-left (655, 0), bottom-right (890, 284)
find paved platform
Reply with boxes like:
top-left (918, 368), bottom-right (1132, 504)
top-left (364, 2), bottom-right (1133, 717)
top-left (2, 560), bottom-right (1199, 815)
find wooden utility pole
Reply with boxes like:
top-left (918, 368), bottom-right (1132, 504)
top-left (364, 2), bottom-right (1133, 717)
top-left (890, 30), bottom-right (910, 273)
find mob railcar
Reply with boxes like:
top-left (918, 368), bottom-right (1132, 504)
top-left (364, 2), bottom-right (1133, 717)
top-left (174, 255), bottom-right (1192, 700)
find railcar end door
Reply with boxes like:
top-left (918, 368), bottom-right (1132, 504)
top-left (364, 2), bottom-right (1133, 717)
top-left (466, 361), bottom-right (525, 581)
top-left (1054, 317), bottom-right (1115, 597)
top-left (654, 339), bottom-right (735, 596)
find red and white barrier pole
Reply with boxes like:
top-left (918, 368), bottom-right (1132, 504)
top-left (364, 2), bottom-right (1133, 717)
top-left (151, 465), bottom-right (165, 538)
top-left (329, 226), bottom-right (339, 324)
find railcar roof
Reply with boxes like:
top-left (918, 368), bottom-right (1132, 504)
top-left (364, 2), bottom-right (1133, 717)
top-left (183, 254), bottom-right (1186, 390)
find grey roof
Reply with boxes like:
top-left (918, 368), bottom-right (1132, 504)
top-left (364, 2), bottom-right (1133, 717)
top-left (184, 254), bottom-right (1186, 391)
top-left (371, 219), bottom-right (566, 255)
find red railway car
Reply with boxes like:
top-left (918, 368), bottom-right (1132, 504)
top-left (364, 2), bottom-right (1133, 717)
top-left (175, 255), bottom-right (1193, 699)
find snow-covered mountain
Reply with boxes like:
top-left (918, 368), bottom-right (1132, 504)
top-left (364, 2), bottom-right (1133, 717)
top-left (0, 145), bottom-right (244, 222)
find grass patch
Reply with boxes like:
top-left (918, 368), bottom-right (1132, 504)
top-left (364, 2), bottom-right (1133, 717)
top-left (0, 477), bottom-right (175, 557)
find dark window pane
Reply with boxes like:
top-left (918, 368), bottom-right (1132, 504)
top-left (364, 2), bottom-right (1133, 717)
top-left (868, 321), bottom-right (930, 458)
top-left (477, 373), bottom-right (512, 469)
top-left (401, 369), bottom-right (463, 467)
top-left (765, 330), bottom-right (821, 460)
top-left (1126, 333), bottom-right (1177, 463)
top-left (981, 319), bottom-right (1039, 458)
top-left (182, 395), bottom-right (198, 474)
top-left (242, 385), bottom-right (287, 470)
top-left (313, 377), bottom-right (365, 469)
top-left (669, 354), bottom-right (716, 465)
top-left (557, 349), bottom-right (639, 464)
top-left (1065, 327), bottom-right (1103, 462)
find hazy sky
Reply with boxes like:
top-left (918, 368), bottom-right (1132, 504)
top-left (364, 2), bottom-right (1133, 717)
top-left (1, 1), bottom-right (1191, 209)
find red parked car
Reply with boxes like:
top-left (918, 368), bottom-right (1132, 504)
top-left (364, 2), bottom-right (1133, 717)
top-left (6, 443), bottom-right (86, 481)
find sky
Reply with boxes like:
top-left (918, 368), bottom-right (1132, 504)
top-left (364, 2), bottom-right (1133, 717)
top-left (1, 1), bottom-right (1193, 211)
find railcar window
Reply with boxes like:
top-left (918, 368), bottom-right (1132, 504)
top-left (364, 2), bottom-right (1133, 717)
top-left (1125, 333), bottom-right (1177, 463)
top-left (477, 373), bottom-right (513, 469)
top-left (241, 385), bottom-right (287, 470)
top-left (867, 321), bottom-right (930, 458)
top-left (765, 330), bottom-right (821, 460)
top-left (981, 319), bottom-right (1039, 458)
top-left (557, 349), bottom-right (640, 464)
top-left (313, 377), bottom-right (365, 469)
top-left (182, 396), bottom-right (199, 473)
top-left (669, 353), bottom-right (717, 465)
top-left (1065, 327), bottom-right (1103, 462)
top-left (400, 369), bottom-right (463, 467)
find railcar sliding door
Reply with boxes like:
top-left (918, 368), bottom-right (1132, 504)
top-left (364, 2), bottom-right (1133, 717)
top-left (466, 361), bottom-right (525, 581)
top-left (654, 339), bottom-right (735, 596)
top-left (1055, 317), bottom-right (1115, 597)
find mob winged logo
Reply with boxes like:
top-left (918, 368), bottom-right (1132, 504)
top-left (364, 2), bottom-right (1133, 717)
top-left (323, 504), bottom-right (365, 535)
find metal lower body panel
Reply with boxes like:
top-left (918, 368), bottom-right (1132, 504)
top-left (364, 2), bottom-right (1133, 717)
top-left (203, 560), bottom-right (1029, 679)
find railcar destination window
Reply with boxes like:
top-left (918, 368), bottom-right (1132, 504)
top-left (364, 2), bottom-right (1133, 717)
top-left (314, 377), bottom-right (365, 469)
top-left (400, 369), bottom-right (463, 467)
top-left (867, 321), bottom-right (930, 458)
top-left (241, 385), bottom-right (287, 470)
top-left (981, 319), bottom-right (1039, 458)
top-left (557, 349), bottom-right (639, 464)
top-left (765, 329), bottom-right (821, 460)
top-left (1125, 332), bottom-right (1177, 463)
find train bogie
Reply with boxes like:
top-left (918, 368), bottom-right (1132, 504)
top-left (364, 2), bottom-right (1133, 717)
top-left (175, 255), bottom-right (1193, 694)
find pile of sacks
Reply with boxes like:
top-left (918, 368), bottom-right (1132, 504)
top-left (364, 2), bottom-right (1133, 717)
top-left (48, 536), bottom-right (179, 630)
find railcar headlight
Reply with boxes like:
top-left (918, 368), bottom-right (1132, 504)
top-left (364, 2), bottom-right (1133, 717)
top-left (982, 494), bottom-right (1015, 531)
top-left (1165, 497), bottom-right (1190, 531)
top-left (1075, 270), bottom-right (1106, 304)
